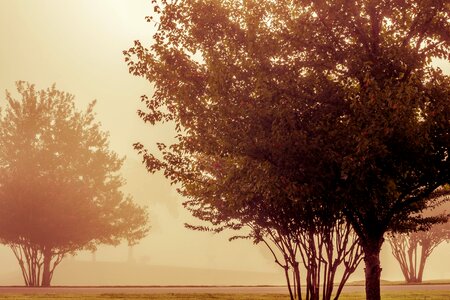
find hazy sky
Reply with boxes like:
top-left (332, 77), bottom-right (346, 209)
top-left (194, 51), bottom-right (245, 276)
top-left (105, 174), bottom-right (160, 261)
top-left (0, 0), bottom-right (449, 284)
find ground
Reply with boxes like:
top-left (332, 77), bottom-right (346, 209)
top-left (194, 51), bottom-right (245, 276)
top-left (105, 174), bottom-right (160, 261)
top-left (0, 286), bottom-right (449, 300)
top-left (0, 293), bottom-right (449, 300)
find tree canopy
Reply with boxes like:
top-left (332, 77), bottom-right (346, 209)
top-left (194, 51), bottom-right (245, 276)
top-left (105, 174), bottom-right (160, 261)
top-left (125, 1), bottom-right (450, 299)
top-left (0, 82), bottom-right (149, 286)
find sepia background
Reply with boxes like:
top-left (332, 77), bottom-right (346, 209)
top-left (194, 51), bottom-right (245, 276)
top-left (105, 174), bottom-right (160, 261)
top-left (0, 0), bottom-right (449, 285)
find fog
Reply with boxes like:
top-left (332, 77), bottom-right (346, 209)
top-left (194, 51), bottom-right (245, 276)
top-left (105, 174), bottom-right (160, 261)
top-left (0, 0), bottom-right (448, 285)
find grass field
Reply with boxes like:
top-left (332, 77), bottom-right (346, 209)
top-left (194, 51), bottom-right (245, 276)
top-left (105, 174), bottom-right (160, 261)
top-left (0, 292), bottom-right (448, 300)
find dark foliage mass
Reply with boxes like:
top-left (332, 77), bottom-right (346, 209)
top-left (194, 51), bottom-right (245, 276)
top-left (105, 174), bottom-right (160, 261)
top-left (125, 1), bottom-right (450, 299)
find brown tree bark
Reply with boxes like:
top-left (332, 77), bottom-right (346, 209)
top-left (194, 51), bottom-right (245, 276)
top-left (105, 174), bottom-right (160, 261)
top-left (363, 239), bottom-right (383, 300)
top-left (41, 248), bottom-right (52, 287)
top-left (292, 262), bottom-right (301, 300)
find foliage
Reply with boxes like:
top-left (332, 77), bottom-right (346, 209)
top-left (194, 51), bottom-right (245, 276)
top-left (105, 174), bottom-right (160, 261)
top-left (0, 82), bottom-right (149, 286)
top-left (128, 0), bottom-right (364, 297)
top-left (125, 1), bottom-right (450, 299)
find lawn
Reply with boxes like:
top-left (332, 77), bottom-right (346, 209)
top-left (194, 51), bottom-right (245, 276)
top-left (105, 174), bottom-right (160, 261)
top-left (0, 292), bottom-right (449, 300)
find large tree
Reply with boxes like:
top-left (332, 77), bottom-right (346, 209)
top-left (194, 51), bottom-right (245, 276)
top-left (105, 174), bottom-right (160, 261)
top-left (125, 1), bottom-right (450, 299)
top-left (0, 82), bottom-right (149, 287)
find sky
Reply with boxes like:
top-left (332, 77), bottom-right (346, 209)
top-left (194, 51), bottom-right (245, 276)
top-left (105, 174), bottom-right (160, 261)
top-left (0, 0), bottom-right (449, 285)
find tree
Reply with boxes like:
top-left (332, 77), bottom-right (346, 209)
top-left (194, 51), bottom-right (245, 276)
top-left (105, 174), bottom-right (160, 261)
top-left (247, 215), bottom-right (362, 300)
top-left (167, 77), bottom-right (364, 299)
top-left (387, 188), bottom-right (450, 283)
top-left (181, 151), bottom-right (362, 300)
top-left (0, 82), bottom-right (149, 287)
top-left (125, 1), bottom-right (450, 299)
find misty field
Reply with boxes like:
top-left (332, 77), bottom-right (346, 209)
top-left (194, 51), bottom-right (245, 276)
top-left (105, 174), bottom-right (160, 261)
top-left (0, 293), bottom-right (449, 300)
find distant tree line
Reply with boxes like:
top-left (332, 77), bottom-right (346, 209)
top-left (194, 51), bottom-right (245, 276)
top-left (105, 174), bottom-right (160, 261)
top-left (125, 1), bottom-right (450, 300)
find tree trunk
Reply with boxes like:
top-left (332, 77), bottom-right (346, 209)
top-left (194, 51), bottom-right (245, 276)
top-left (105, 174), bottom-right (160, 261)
top-left (417, 241), bottom-right (430, 283)
top-left (283, 266), bottom-right (295, 300)
top-left (41, 248), bottom-right (52, 287)
top-left (293, 262), bottom-right (301, 300)
top-left (407, 243), bottom-right (416, 282)
top-left (363, 239), bottom-right (383, 300)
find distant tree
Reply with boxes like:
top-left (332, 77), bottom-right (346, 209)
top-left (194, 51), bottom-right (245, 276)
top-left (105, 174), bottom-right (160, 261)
top-left (0, 82), bottom-right (149, 287)
top-left (387, 188), bottom-right (450, 283)
top-left (125, 1), bottom-right (450, 299)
